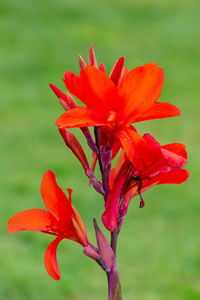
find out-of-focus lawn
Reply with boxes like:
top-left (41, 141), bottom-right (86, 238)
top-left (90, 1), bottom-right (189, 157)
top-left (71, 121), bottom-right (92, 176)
top-left (0, 0), bottom-right (199, 299)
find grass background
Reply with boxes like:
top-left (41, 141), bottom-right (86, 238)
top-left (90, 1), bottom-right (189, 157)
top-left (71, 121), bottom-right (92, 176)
top-left (0, 0), bottom-right (199, 299)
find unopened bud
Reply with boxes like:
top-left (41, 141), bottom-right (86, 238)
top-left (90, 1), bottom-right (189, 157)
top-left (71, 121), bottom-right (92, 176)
top-left (49, 84), bottom-right (78, 110)
top-left (109, 57), bottom-right (124, 86)
top-left (79, 55), bottom-right (86, 70)
top-left (86, 168), bottom-right (105, 196)
top-left (59, 129), bottom-right (89, 172)
top-left (93, 219), bottom-right (115, 272)
top-left (88, 44), bottom-right (98, 68)
top-left (99, 62), bottom-right (106, 72)
top-left (83, 244), bottom-right (100, 260)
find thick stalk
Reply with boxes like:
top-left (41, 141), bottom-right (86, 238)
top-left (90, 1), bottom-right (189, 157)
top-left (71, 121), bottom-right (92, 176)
top-left (107, 264), bottom-right (122, 300)
top-left (111, 228), bottom-right (118, 256)
top-left (81, 127), bottom-right (99, 154)
top-left (109, 228), bottom-right (121, 299)
top-left (94, 127), bottom-right (110, 199)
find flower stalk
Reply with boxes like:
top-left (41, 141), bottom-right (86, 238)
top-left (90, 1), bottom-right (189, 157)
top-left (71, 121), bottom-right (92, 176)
top-left (107, 265), bottom-right (122, 300)
top-left (111, 228), bottom-right (119, 257)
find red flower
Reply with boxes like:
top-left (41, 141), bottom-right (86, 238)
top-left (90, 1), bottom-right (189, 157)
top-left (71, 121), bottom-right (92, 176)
top-left (7, 170), bottom-right (89, 280)
top-left (102, 133), bottom-right (189, 231)
top-left (55, 60), bottom-right (180, 151)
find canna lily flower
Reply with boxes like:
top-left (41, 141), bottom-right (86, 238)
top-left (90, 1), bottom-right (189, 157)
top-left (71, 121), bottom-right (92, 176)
top-left (102, 133), bottom-right (189, 231)
top-left (7, 170), bottom-right (91, 280)
top-left (50, 45), bottom-right (125, 115)
top-left (55, 49), bottom-right (180, 153)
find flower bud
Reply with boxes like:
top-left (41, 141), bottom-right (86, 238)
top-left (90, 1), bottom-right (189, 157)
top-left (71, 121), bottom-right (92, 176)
top-left (93, 219), bottom-right (115, 272)
top-left (49, 84), bottom-right (78, 110)
top-left (88, 44), bottom-right (98, 68)
top-left (79, 55), bottom-right (86, 70)
top-left (59, 129), bottom-right (89, 172)
top-left (83, 244), bottom-right (100, 260)
top-left (109, 57), bottom-right (124, 86)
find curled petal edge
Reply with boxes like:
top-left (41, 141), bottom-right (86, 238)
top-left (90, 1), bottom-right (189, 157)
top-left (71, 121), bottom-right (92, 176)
top-left (44, 235), bottom-right (65, 280)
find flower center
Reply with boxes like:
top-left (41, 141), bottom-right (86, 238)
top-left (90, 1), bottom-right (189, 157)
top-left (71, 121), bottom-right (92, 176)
top-left (107, 111), bottom-right (119, 128)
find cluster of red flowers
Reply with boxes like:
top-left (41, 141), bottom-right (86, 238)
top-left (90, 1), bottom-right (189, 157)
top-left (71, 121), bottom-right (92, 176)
top-left (8, 45), bottom-right (189, 283)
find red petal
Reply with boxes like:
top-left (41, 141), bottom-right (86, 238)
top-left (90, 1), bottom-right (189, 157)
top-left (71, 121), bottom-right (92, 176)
top-left (154, 169), bottom-right (189, 184)
top-left (122, 185), bottom-right (139, 214)
top-left (63, 71), bottom-right (81, 99)
top-left (64, 66), bottom-right (118, 118)
top-left (102, 179), bottom-right (125, 232)
top-left (56, 107), bottom-right (104, 129)
top-left (119, 63), bottom-right (164, 123)
top-left (91, 152), bottom-right (98, 173)
top-left (112, 151), bottom-right (127, 183)
top-left (41, 170), bottom-right (72, 221)
top-left (162, 143), bottom-right (187, 159)
top-left (142, 134), bottom-right (188, 175)
top-left (111, 136), bottom-right (121, 159)
top-left (118, 67), bottom-right (129, 85)
top-left (44, 236), bottom-right (64, 280)
top-left (109, 57), bottom-right (124, 86)
top-left (134, 102), bottom-right (181, 123)
top-left (161, 147), bottom-right (187, 169)
top-left (99, 62), bottom-right (106, 72)
top-left (118, 127), bottom-right (147, 170)
top-left (109, 168), bottom-right (115, 190)
top-left (139, 134), bottom-right (167, 176)
top-left (7, 209), bottom-right (55, 233)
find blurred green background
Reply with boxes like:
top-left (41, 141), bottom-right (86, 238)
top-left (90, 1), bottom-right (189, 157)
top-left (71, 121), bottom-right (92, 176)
top-left (0, 0), bottom-right (199, 299)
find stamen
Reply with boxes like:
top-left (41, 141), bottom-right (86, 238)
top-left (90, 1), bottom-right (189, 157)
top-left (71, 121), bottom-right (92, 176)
top-left (130, 176), bottom-right (145, 208)
top-left (107, 111), bottom-right (117, 123)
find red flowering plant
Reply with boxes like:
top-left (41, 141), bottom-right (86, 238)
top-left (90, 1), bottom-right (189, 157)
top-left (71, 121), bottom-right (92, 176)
top-left (8, 45), bottom-right (189, 299)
